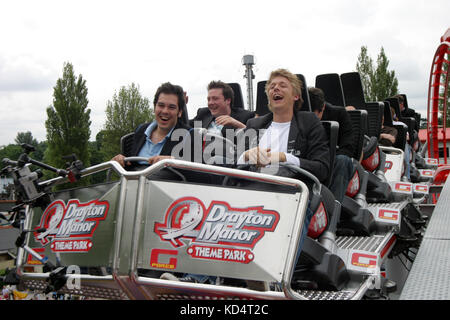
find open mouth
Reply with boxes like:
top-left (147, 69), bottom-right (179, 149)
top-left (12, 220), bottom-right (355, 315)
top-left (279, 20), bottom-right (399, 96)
top-left (273, 94), bottom-right (284, 101)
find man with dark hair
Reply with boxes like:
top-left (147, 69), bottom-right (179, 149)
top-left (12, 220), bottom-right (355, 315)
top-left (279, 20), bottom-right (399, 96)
top-left (112, 82), bottom-right (192, 167)
top-left (190, 80), bottom-right (255, 135)
top-left (308, 86), bottom-right (354, 203)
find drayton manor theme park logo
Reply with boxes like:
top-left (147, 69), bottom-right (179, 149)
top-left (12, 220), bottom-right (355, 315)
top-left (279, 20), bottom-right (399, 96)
top-left (154, 197), bottom-right (280, 250)
top-left (34, 199), bottom-right (109, 252)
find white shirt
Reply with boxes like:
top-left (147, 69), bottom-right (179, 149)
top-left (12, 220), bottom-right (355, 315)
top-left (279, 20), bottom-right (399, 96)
top-left (207, 120), bottom-right (224, 136)
top-left (238, 121), bottom-right (300, 166)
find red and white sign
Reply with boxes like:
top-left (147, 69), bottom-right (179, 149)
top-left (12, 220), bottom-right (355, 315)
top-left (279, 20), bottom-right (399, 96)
top-left (154, 197), bottom-right (280, 264)
top-left (346, 171), bottom-right (360, 198)
top-left (34, 199), bottom-right (109, 252)
top-left (378, 209), bottom-right (399, 221)
top-left (420, 169), bottom-right (434, 177)
top-left (187, 245), bottom-right (254, 264)
top-left (414, 184), bottom-right (429, 193)
top-left (150, 248), bottom-right (178, 270)
top-left (394, 182), bottom-right (412, 193)
top-left (50, 239), bottom-right (93, 252)
top-left (351, 252), bottom-right (378, 269)
top-left (307, 202), bottom-right (328, 238)
top-left (384, 161), bottom-right (393, 172)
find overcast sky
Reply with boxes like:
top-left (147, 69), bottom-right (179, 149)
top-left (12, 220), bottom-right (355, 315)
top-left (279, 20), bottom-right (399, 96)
top-left (0, 0), bottom-right (449, 146)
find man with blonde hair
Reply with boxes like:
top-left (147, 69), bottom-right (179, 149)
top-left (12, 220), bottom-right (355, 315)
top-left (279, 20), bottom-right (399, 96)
top-left (238, 69), bottom-right (330, 275)
top-left (240, 68), bottom-right (330, 183)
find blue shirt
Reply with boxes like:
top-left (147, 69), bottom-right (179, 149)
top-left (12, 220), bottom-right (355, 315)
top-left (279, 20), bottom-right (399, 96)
top-left (137, 121), bottom-right (174, 164)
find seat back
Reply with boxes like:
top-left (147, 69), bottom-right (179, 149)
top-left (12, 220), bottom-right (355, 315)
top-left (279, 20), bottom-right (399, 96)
top-left (393, 125), bottom-right (408, 151)
top-left (400, 93), bottom-right (419, 130)
top-left (340, 72), bottom-right (366, 109)
top-left (121, 132), bottom-right (135, 156)
top-left (401, 117), bottom-right (417, 143)
top-left (382, 101), bottom-right (394, 126)
top-left (256, 80), bottom-right (269, 116)
top-left (255, 74), bottom-right (311, 116)
top-left (295, 74), bottom-right (311, 112)
top-left (363, 102), bottom-right (384, 138)
top-left (385, 97), bottom-right (402, 121)
top-left (307, 185), bottom-right (338, 239)
top-left (346, 110), bottom-right (368, 161)
top-left (321, 120), bottom-right (339, 187)
top-left (340, 72), bottom-right (384, 139)
top-left (227, 82), bottom-right (245, 109)
top-left (315, 73), bottom-right (346, 107)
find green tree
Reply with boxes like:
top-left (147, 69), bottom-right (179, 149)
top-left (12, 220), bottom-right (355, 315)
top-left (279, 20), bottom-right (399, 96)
top-left (0, 144), bottom-right (22, 170)
top-left (356, 46), bottom-right (374, 102)
top-left (356, 46), bottom-right (399, 101)
top-left (101, 83), bottom-right (153, 160)
top-left (12, 131), bottom-right (47, 162)
top-left (15, 131), bottom-right (38, 146)
top-left (44, 62), bottom-right (91, 185)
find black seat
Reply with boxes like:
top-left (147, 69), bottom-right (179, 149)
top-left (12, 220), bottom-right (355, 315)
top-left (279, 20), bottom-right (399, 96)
top-left (121, 132), bottom-right (135, 156)
top-left (321, 120), bottom-right (339, 188)
top-left (402, 117), bottom-right (417, 145)
top-left (393, 125), bottom-right (408, 151)
top-left (400, 94), bottom-right (420, 131)
top-left (346, 110), bottom-right (368, 161)
top-left (315, 73), bottom-right (346, 107)
top-left (256, 80), bottom-right (269, 116)
top-left (294, 185), bottom-right (350, 291)
top-left (340, 72), bottom-right (366, 109)
top-left (296, 74), bottom-right (311, 112)
top-left (337, 110), bottom-right (377, 235)
top-left (385, 96), bottom-right (409, 152)
top-left (363, 102), bottom-right (384, 139)
top-left (227, 82), bottom-right (245, 109)
top-left (255, 74), bottom-right (311, 116)
top-left (340, 72), bottom-right (384, 139)
top-left (382, 101), bottom-right (394, 127)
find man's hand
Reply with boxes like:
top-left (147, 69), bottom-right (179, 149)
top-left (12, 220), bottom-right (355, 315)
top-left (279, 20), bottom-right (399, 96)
top-left (244, 147), bottom-right (286, 167)
top-left (147, 155), bottom-right (174, 165)
top-left (111, 154), bottom-right (130, 167)
top-left (215, 115), bottom-right (246, 129)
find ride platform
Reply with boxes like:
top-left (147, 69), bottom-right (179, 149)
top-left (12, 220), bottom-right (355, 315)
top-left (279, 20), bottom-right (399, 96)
top-left (400, 177), bottom-right (450, 300)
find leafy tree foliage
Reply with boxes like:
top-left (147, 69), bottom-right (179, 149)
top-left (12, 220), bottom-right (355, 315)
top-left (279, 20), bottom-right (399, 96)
top-left (0, 132), bottom-right (45, 170)
top-left (101, 83), bottom-right (153, 160)
top-left (15, 131), bottom-right (38, 146)
top-left (0, 144), bottom-right (22, 170)
top-left (44, 62), bottom-right (91, 186)
top-left (356, 46), bottom-right (399, 102)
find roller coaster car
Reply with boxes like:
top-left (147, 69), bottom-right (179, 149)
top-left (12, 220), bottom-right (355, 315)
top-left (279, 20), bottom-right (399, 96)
top-left (3, 137), bottom-right (385, 300)
top-left (2, 124), bottom-right (434, 300)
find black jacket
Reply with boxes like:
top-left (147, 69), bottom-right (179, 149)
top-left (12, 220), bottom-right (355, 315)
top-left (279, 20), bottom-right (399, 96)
top-left (189, 107), bottom-right (255, 135)
top-left (321, 103), bottom-right (355, 158)
top-left (243, 111), bottom-right (330, 184)
top-left (130, 121), bottom-right (196, 161)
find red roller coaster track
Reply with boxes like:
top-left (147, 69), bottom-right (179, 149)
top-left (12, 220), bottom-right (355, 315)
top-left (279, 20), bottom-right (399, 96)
top-left (427, 28), bottom-right (450, 163)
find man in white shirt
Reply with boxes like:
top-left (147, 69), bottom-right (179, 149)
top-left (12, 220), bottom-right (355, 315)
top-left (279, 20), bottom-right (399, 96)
top-left (239, 69), bottom-right (330, 183)
top-left (238, 69), bottom-right (331, 277)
